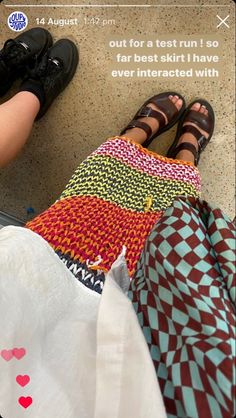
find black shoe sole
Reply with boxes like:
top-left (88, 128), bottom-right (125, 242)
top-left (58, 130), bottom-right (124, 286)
top-left (36, 39), bottom-right (79, 120)
top-left (0, 28), bottom-right (53, 97)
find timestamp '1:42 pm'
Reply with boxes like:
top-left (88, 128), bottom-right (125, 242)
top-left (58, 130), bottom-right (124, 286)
top-left (84, 17), bottom-right (116, 26)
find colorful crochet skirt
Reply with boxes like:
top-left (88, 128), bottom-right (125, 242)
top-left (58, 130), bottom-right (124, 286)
top-left (129, 196), bottom-right (236, 418)
top-left (26, 136), bottom-right (201, 293)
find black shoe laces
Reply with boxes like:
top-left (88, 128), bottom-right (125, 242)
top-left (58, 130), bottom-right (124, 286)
top-left (28, 53), bottom-right (63, 90)
top-left (0, 39), bottom-right (29, 66)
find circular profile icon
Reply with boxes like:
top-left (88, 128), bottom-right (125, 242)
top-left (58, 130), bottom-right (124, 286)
top-left (7, 11), bottom-right (28, 32)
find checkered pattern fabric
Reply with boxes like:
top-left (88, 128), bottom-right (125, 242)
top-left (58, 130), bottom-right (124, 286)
top-left (129, 196), bottom-right (236, 418)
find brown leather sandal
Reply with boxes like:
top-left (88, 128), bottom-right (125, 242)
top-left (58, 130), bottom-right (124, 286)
top-left (120, 91), bottom-right (186, 148)
top-left (166, 99), bottom-right (215, 166)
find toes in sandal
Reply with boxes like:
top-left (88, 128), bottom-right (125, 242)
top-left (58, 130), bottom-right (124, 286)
top-left (120, 91), bottom-right (186, 148)
top-left (166, 99), bottom-right (215, 166)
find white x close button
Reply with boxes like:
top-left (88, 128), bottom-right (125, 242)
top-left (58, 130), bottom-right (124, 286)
top-left (216, 15), bottom-right (230, 28)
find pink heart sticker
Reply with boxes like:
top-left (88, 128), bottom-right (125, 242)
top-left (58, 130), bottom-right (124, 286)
top-left (1, 349), bottom-right (13, 361)
top-left (18, 396), bottom-right (33, 409)
top-left (13, 347), bottom-right (26, 360)
top-left (16, 375), bottom-right (30, 387)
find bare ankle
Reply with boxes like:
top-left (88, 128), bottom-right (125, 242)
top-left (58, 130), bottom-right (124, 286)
top-left (120, 127), bottom-right (147, 145)
top-left (175, 150), bottom-right (195, 164)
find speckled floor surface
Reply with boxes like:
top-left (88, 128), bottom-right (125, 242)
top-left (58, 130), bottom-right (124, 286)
top-left (0, 0), bottom-right (235, 222)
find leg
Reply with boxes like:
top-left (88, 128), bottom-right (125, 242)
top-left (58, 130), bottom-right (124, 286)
top-left (120, 98), bottom-right (209, 166)
top-left (0, 30), bottom-right (78, 167)
top-left (0, 92), bottom-right (40, 167)
top-left (174, 102), bottom-right (209, 164)
top-left (120, 95), bottom-right (183, 145)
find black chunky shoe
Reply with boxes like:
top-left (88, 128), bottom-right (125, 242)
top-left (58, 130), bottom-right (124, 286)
top-left (20, 39), bottom-right (79, 119)
top-left (0, 28), bottom-right (52, 97)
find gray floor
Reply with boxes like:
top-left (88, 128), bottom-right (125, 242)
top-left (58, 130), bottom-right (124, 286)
top-left (0, 0), bottom-right (235, 223)
top-left (0, 211), bottom-right (24, 228)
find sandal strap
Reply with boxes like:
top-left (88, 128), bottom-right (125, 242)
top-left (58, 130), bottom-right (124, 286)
top-left (171, 142), bottom-right (198, 165)
top-left (167, 100), bottom-right (214, 166)
top-left (121, 106), bottom-right (166, 140)
top-left (181, 125), bottom-right (208, 151)
top-left (150, 96), bottom-right (178, 122)
top-left (136, 106), bottom-right (166, 131)
top-left (185, 109), bottom-right (212, 132)
top-left (120, 119), bottom-right (152, 138)
top-left (120, 92), bottom-right (185, 146)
